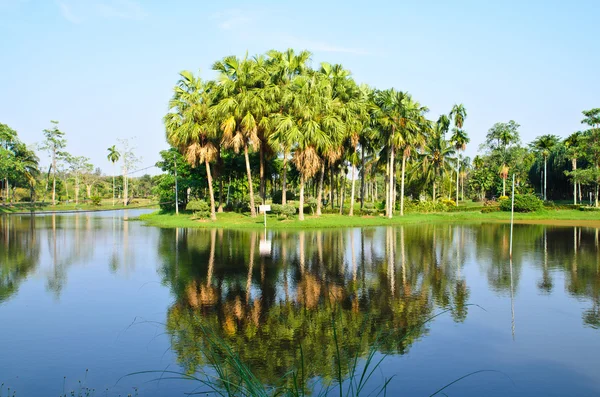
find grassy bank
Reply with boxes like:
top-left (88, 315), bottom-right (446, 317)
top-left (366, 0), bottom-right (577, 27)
top-left (139, 208), bottom-right (600, 229)
top-left (0, 198), bottom-right (158, 214)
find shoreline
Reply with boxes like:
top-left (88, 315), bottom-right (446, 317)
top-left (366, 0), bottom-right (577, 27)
top-left (138, 209), bottom-right (600, 230)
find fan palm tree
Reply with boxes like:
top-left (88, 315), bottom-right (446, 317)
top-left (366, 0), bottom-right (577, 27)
top-left (106, 145), bottom-right (120, 206)
top-left (213, 55), bottom-right (267, 217)
top-left (530, 134), bottom-right (559, 201)
top-left (266, 49), bottom-right (312, 206)
top-left (165, 71), bottom-right (220, 220)
top-left (450, 127), bottom-right (469, 205)
top-left (272, 73), bottom-right (343, 220)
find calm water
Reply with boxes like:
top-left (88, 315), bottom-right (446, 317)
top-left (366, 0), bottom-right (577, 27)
top-left (1, 211), bottom-right (600, 396)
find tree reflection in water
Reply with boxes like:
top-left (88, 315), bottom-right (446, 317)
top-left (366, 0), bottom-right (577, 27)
top-left (158, 226), bottom-right (472, 388)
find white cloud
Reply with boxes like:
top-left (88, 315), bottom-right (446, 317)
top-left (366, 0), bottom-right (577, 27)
top-left (282, 36), bottom-right (369, 56)
top-left (56, 0), bottom-right (146, 24)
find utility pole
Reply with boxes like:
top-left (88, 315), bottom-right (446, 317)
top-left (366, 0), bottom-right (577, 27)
top-left (174, 153), bottom-right (179, 215)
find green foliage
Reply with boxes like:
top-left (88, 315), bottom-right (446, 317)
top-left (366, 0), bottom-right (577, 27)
top-left (498, 195), bottom-right (509, 201)
top-left (361, 202), bottom-right (379, 215)
top-left (481, 206), bottom-right (500, 213)
top-left (271, 204), bottom-right (297, 219)
top-left (271, 190), bottom-right (295, 204)
top-left (188, 199), bottom-right (211, 219)
top-left (579, 206), bottom-right (600, 212)
top-left (90, 196), bottom-right (101, 206)
top-left (404, 200), bottom-right (448, 213)
top-left (307, 197), bottom-right (318, 214)
top-left (499, 193), bottom-right (543, 212)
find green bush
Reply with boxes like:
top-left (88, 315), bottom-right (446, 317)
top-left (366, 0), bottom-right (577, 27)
top-left (579, 206), bottom-right (600, 212)
top-left (271, 204), bottom-right (296, 219)
top-left (440, 198), bottom-right (456, 208)
top-left (361, 202), bottom-right (379, 215)
top-left (187, 199), bottom-right (211, 219)
top-left (499, 194), bottom-right (543, 212)
top-left (498, 195), bottom-right (509, 201)
top-left (481, 206), bottom-right (500, 213)
top-left (404, 200), bottom-right (448, 213)
top-left (272, 190), bottom-right (295, 204)
top-left (307, 198), bottom-right (318, 214)
top-left (90, 196), bottom-right (102, 206)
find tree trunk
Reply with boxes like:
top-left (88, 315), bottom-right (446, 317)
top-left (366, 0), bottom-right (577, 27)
top-left (218, 176), bottom-right (224, 212)
top-left (349, 163), bottom-right (356, 216)
top-left (544, 157), bottom-right (547, 201)
top-left (86, 185), bottom-right (91, 199)
top-left (503, 178), bottom-right (506, 197)
top-left (400, 154), bottom-right (406, 216)
top-left (259, 145), bottom-right (265, 204)
top-left (461, 174), bottom-right (465, 202)
top-left (205, 159), bottom-right (217, 220)
top-left (387, 146), bottom-right (394, 219)
top-left (75, 175), bottom-right (79, 205)
top-left (243, 144), bottom-right (257, 217)
top-left (572, 158), bottom-right (577, 205)
top-left (433, 181), bottom-right (436, 203)
top-left (52, 149), bottom-right (57, 206)
top-left (456, 161), bottom-right (460, 205)
top-left (298, 175), bottom-right (305, 221)
top-left (374, 180), bottom-right (377, 202)
top-left (112, 164), bottom-right (116, 206)
top-left (360, 148), bottom-right (366, 209)
top-left (339, 174), bottom-right (346, 215)
top-left (123, 165), bottom-right (128, 206)
top-left (281, 150), bottom-right (288, 206)
top-left (316, 163), bottom-right (325, 216)
top-left (330, 170), bottom-right (334, 210)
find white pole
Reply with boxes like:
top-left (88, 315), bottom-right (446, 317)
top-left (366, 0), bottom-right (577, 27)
top-left (509, 174), bottom-right (515, 258)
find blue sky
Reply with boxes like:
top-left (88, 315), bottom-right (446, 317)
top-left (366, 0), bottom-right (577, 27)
top-left (1, 0), bottom-right (599, 174)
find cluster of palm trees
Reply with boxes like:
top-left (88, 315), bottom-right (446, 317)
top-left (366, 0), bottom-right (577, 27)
top-left (164, 49), bottom-right (469, 221)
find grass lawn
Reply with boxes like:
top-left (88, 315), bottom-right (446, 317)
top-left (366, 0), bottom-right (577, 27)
top-left (0, 198), bottom-right (158, 214)
top-left (138, 208), bottom-right (600, 230)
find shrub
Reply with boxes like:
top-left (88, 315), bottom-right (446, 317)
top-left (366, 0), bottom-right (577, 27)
top-left (307, 198), bottom-right (318, 214)
top-left (361, 202), bottom-right (378, 215)
top-left (272, 190), bottom-right (295, 204)
top-left (483, 198), bottom-right (497, 207)
top-left (481, 206), bottom-right (500, 213)
top-left (499, 194), bottom-right (543, 212)
top-left (404, 200), bottom-right (447, 213)
top-left (270, 204), bottom-right (296, 219)
top-left (90, 196), bottom-right (102, 206)
top-left (440, 198), bottom-right (456, 208)
top-left (187, 199), bottom-right (211, 219)
top-left (498, 195), bottom-right (509, 201)
top-left (579, 206), bottom-right (600, 212)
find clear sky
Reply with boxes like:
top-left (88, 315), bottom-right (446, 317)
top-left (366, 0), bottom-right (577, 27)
top-left (1, 0), bottom-right (599, 175)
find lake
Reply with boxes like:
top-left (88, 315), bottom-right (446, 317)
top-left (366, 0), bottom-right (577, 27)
top-left (1, 211), bottom-right (600, 396)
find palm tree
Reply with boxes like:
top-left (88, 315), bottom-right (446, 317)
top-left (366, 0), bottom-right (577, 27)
top-left (272, 72), bottom-right (343, 220)
top-left (213, 55), bottom-right (267, 217)
top-left (106, 145), bottom-right (120, 206)
top-left (165, 71), bottom-right (220, 220)
top-left (450, 127), bottom-right (469, 205)
top-left (266, 49), bottom-right (312, 206)
top-left (420, 125), bottom-right (456, 202)
top-left (375, 89), bottom-right (427, 217)
top-left (530, 134), bottom-right (559, 201)
top-left (449, 104), bottom-right (467, 129)
top-left (564, 132), bottom-right (582, 204)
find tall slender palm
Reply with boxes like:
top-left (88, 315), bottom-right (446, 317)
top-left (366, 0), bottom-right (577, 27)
top-left (165, 71), bottom-right (220, 220)
top-left (564, 132), bottom-right (582, 204)
top-left (450, 127), bottom-right (469, 205)
top-left (106, 145), bottom-right (120, 206)
top-left (213, 55), bottom-right (266, 217)
top-left (420, 125), bottom-right (456, 201)
top-left (530, 134), bottom-right (559, 201)
top-left (375, 89), bottom-right (427, 217)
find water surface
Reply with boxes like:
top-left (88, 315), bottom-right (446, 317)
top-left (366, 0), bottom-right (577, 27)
top-left (1, 212), bottom-right (599, 396)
